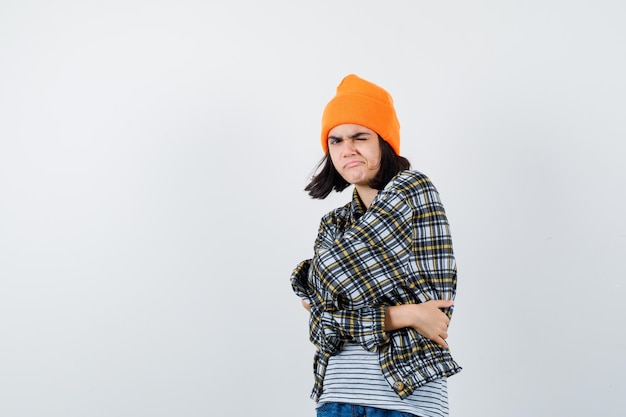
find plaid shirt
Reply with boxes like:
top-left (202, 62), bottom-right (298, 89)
top-left (291, 170), bottom-right (462, 400)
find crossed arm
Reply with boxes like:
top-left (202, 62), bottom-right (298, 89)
top-left (301, 299), bottom-right (453, 348)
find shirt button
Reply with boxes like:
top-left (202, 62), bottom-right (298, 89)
top-left (393, 381), bottom-right (405, 390)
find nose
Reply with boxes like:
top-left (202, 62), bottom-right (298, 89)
top-left (341, 138), bottom-right (357, 156)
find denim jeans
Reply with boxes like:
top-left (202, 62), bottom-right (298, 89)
top-left (316, 402), bottom-right (416, 417)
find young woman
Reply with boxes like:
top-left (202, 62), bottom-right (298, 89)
top-left (291, 74), bottom-right (461, 417)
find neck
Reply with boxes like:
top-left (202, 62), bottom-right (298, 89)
top-left (355, 185), bottom-right (378, 209)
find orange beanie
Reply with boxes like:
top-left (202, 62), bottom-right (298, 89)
top-left (321, 74), bottom-right (400, 155)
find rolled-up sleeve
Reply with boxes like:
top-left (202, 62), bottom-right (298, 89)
top-left (290, 259), bottom-right (313, 303)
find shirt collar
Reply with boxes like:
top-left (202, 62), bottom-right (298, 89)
top-left (350, 188), bottom-right (367, 222)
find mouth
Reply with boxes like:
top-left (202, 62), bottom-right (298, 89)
top-left (343, 160), bottom-right (363, 169)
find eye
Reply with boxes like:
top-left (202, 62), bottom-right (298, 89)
top-left (328, 137), bottom-right (341, 145)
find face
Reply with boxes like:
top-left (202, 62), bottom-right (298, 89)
top-left (327, 124), bottom-right (381, 188)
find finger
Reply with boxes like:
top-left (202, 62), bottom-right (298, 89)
top-left (433, 299), bottom-right (454, 309)
top-left (435, 336), bottom-right (449, 349)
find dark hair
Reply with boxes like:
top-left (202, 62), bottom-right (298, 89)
top-left (305, 136), bottom-right (411, 199)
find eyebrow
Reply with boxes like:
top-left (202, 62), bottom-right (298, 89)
top-left (328, 131), bottom-right (373, 141)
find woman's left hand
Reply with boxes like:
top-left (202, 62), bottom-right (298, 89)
top-left (385, 300), bottom-right (453, 348)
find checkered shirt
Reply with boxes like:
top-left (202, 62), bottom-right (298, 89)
top-left (291, 170), bottom-right (462, 400)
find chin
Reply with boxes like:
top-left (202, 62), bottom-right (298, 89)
top-left (342, 171), bottom-right (369, 184)
top-left (344, 175), bottom-right (363, 184)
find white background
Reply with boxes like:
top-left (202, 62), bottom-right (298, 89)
top-left (1, 1), bottom-right (625, 416)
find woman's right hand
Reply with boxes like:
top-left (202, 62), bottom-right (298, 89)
top-left (384, 300), bottom-right (454, 348)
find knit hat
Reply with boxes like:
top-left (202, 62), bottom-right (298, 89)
top-left (321, 74), bottom-right (400, 154)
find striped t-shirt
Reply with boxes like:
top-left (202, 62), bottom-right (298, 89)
top-left (317, 343), bottom-right (448, 417)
